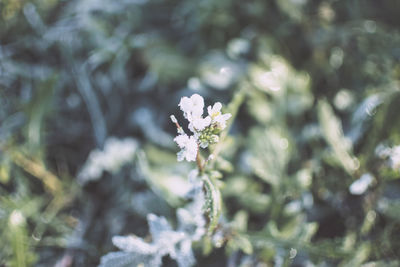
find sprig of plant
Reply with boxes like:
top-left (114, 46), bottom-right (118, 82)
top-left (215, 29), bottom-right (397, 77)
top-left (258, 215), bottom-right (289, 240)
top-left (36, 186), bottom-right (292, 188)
top-left (170, 94), bottom-right (233, 235)
top-left (170, 94), bottom-right (232, 174)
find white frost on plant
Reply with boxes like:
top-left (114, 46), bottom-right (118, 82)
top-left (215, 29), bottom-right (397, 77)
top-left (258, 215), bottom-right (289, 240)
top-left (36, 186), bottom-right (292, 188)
top-left (375, 144), bottom-right (400, 171)
top-left (179, 94), bottom-right (204, 120)
top-left (207, 102), bottom-right (232, 130)
top-left (171, 94), bottom-right (231, 161)
top-left (9, 210), bottom-right (25, 226)
top-left (349, 173), bottom-right (374, 195)
top-left (170, 115), bottom-right (178, 124)
top-left (99, 173), bottom-right (206, 267)
top-left (174, 134), bottom-right (198, 162)
top-left (78, 137), bottom-right (138, 184)
top-left (390, 146), bottom-right (400, 170)
top-left (189, 116), bottom-right (211, 132)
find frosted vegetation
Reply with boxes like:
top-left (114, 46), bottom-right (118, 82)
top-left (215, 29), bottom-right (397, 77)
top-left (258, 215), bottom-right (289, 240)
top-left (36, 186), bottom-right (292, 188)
top-left (1, 0), bottom-right (400, 266)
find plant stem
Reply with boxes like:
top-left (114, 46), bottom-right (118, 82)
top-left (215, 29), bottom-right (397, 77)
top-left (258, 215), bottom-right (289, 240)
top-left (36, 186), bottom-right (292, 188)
top-left (196, 144), bottom-right (204, 173)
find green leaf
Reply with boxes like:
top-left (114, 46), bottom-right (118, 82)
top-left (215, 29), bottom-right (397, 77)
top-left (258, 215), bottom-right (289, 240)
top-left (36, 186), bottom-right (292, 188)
top-left (202, 175), bottom-right (222, 235)
top-left (318, 100), bottom-right (359, 175)
top-left (247, 127), bottom-right (290, 186)
top-left (8, 210), bottom-right (37, 267)
top-left (235, 235), bottom-right (253, 255)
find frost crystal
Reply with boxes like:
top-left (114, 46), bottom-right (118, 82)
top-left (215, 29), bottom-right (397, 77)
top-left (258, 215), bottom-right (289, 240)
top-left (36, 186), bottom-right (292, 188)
top-left (179, 94), bottom-right (204, 119)
top-left (174, 134), bottom-right (198, 162)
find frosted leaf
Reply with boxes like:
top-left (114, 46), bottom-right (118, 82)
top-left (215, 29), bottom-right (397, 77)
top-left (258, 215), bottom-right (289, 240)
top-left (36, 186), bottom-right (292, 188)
top-left (174, 239), bottom-right (195, 267)
top-left (99, 173), bottom-right (206, 267)
top-left (176, 208), bottom-right (205, 241)
top-left (98, 252), bottom-right (160, 267)
top-left (112, 235), bottom-right (156, 254)
top-left (349, 173), bottom-right (374, 195)
top-left (131, 192), bottom-right (171, 217)
top-left (78, 137), bottom-right (138, 184)
top-left (147, 214), bottom-right (173, 241)
top-left (154, 231), bottom-right (186, 259)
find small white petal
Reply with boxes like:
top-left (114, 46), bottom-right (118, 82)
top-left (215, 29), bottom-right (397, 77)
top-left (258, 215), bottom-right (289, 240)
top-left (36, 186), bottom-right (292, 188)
top-left (174, 134), bottom-right (198, 162)
top-left (179, 94), bottom-right (205, 120)
top-left (190, 94), bottom-right (204, 109)
top-left (214, 113), bottom-right (232, 129)
top-left (179, 97), bottom-right (192, 114)
top-left (191, 116), bottom-right (211, 131)
top-left (174, 134), bottom-right (189, 148)
top-left (208, 102), bottom-right (222, 117)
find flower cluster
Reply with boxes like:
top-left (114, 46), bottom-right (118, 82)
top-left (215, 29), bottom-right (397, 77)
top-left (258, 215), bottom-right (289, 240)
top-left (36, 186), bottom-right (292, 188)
top-left (171, 94), bottom-right (231, 162)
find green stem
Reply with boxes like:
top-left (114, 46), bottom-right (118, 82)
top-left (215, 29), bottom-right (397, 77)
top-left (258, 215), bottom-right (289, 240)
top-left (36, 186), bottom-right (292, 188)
top-left (196, 145), bottom-right (204, 174)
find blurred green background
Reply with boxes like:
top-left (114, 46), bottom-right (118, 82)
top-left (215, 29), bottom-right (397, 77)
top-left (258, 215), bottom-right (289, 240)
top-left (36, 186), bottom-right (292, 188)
top-left (1, 0), bottom-right (400, 266)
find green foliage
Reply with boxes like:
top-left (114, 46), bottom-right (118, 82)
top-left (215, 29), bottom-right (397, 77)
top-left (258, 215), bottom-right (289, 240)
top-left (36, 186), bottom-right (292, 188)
top-left (2, 0), bottom-right (400, 266)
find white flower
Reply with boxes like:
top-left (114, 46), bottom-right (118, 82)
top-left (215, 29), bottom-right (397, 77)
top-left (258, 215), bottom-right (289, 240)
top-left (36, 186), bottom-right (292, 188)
top-left (172, 94), bottom-right (232, 162)
top-left (189, 116), bottom-right (211, 132)
top-left (207, 102), bottom-right (222, 118)
top-left (207, 102), bottom-right (231, 129)
top-left (179, 94), bottom-right (204, 120)
top-left (174, 134), bottom-right (198, 162)
top-left (213, 113), bottom-right (231, 129)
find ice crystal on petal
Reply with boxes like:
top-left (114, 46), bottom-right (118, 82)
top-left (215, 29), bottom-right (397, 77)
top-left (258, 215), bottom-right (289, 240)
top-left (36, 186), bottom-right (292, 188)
top-left (174, 134), bottom-right (198, 162)
top-left (179, 94), bottom-right (204, 119)
top-left (190, 116), bottom-right (211, 131)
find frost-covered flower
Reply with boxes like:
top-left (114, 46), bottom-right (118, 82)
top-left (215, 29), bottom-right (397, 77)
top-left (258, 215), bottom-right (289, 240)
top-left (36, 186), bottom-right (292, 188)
top-left (213, 113), bottom-right (231, 130)
top-left (189, 116), bottom-right (211, 132)
top-left (179, 94), bottom-right (204, 120)
top-left (207, 102), bottom-right (222, 118)
top-left (207, 102), bottom-right (232, 129)
top-left (174, 134), bottom-right (198, 162)
top-left (172, 94), bottom-right (231, 162)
